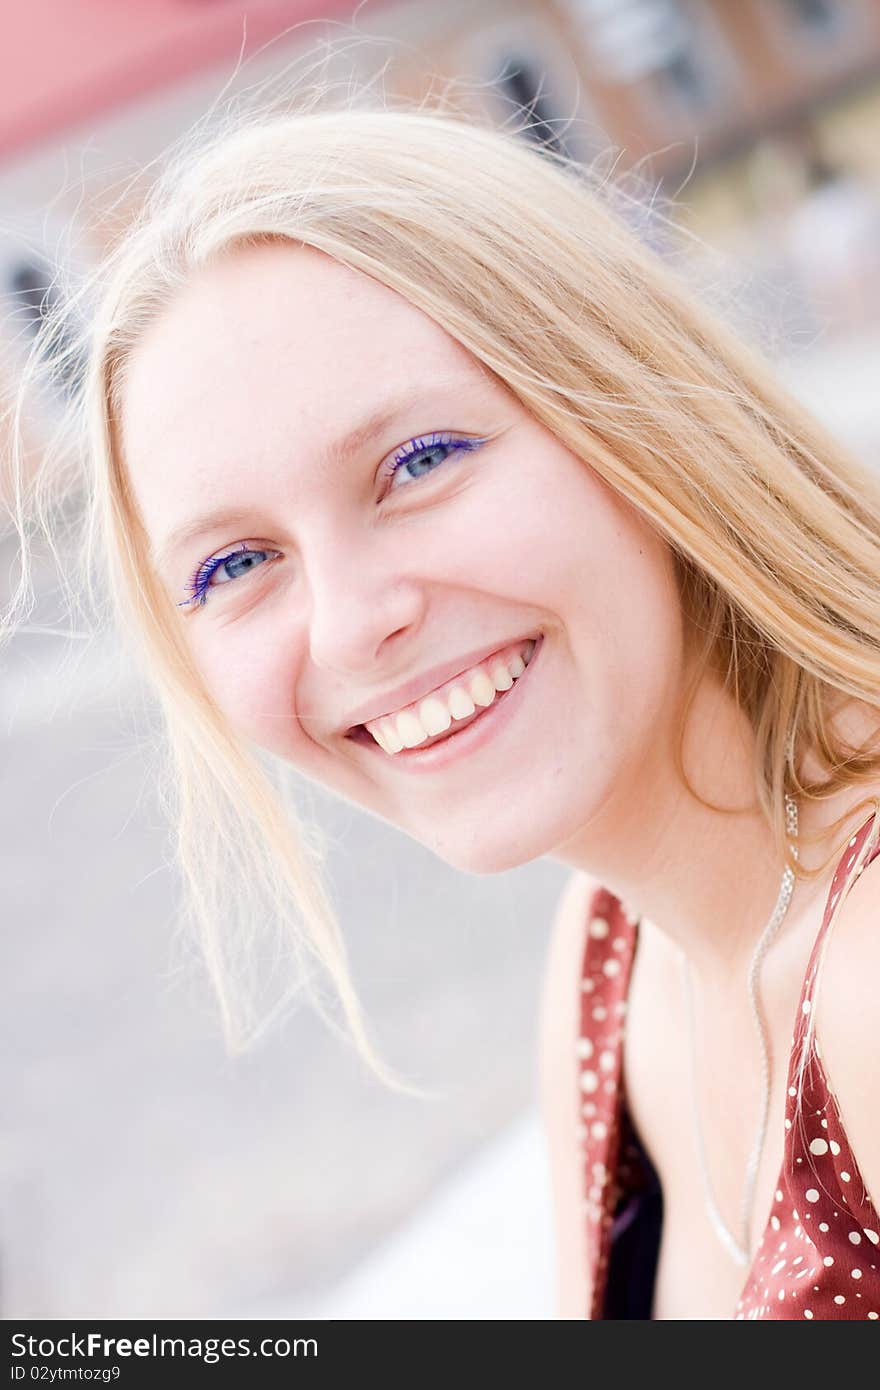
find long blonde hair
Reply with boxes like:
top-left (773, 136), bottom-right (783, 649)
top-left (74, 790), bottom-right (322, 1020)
top-left (4, 85), bottom-right (880, 1085)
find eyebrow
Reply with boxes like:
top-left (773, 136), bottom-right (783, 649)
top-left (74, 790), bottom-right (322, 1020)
top-left (150, 380), bottom-right (477, 571)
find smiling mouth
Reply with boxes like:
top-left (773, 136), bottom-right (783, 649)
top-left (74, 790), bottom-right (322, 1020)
top-left (346, 634), bottom-right (542, 756)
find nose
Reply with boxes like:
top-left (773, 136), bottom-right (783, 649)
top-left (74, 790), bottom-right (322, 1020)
top-left (305, 538), bottom-right (426, 676)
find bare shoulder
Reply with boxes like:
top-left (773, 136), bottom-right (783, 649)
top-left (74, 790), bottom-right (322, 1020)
top-left (813, 830), bottom-right (880, 1214)
top-left (537, 869), bottom-right (600, 1319)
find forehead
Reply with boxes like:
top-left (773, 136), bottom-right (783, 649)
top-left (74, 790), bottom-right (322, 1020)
top-left (119, 241), bottom-right (484, 530)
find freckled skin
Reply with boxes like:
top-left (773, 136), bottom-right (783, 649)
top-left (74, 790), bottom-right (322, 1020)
top-left (121, 242), bottom-right (684, 874)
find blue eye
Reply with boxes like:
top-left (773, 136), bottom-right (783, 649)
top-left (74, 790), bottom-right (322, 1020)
top-left (178, 434), bottom-right (486, 609)
top-left (386, 432), bottom-right (487, 490)
top-left (178, 542), bottom-right (280, 608)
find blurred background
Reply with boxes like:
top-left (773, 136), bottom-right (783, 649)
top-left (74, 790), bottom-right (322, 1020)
top-left (2, 0), bottom-right (880, 1321)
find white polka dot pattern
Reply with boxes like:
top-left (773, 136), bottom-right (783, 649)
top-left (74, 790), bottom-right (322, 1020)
top-left (576, 810), bottom-right (880, 1320)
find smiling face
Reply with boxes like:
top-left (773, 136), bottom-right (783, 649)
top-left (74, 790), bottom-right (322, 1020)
top-left (119, 240), bottom-right (686, 873)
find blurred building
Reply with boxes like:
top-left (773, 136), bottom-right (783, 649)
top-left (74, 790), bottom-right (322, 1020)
top-left (3, 0), bottom-right (880, 447)
top-left (4, 2), bottom-right (880, 175)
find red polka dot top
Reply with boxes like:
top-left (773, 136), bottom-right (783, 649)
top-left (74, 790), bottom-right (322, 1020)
top-left (577, 803), bottom-right (880, 1320)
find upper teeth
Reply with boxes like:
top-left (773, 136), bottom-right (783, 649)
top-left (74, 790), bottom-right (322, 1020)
top-left (365, 638), bottom-right (536, 754)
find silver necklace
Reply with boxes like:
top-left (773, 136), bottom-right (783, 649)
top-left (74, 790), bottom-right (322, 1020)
top-left (680, 792), bottom-right (799, 1267)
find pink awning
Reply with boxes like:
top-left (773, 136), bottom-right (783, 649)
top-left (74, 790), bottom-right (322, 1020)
top-left (0, 0), bottom-right (377, 162)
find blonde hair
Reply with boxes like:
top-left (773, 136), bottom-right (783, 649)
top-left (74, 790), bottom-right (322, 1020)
top-left (4, 80), bottom-right (880, 1086)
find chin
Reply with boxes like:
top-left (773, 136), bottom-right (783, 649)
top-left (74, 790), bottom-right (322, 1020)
top-left (415, 817), bottom-right (560, 877)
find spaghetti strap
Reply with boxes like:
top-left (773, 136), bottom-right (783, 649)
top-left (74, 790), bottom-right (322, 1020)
top-left (576, 803), bottom-right (880, 1320)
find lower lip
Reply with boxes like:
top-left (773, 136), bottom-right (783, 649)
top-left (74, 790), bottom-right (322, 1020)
top-left (361, 635), bottom-right (544, 774)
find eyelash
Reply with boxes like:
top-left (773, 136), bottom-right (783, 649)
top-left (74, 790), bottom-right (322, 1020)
top-left (177, 540), bottom-right (278, 609)
top-left (382, 431), bottom-right (486, 489)
top-left (179, 431), bottom-right (486, 608)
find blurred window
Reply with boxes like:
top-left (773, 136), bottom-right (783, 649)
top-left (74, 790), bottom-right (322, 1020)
top-left (496, 54), bottom-right (570, 157)
top-left (780, 0), bottom-right (848, 39)
top-left (563, 0), bottom-right (732, 117)
top-left (7, 258), bottom-right (85, 400)
top-left (462, 11), bottom-right (600, 168)
top-left (653, 44), bottom-right (710, 116)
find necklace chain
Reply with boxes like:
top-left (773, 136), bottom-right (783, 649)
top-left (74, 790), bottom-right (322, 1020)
top-left (680, 792), bottom-right (799, 1267)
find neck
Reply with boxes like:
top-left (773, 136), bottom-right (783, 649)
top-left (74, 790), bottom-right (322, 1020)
top-left (550, 673), bottom-right (876, 994)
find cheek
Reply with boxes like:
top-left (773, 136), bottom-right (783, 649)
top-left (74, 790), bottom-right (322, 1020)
top-left (188, 621), bottom-right (306, 757)
top-left (477, 452), bottom-right (684, 718)
top-left (430, 456), bottom-right (597, 604)
top-left (450, 447), bottom-right (664, 633)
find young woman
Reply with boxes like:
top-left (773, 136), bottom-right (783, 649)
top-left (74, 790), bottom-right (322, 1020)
top-left (5, 101), bottom-right (880, 1321)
